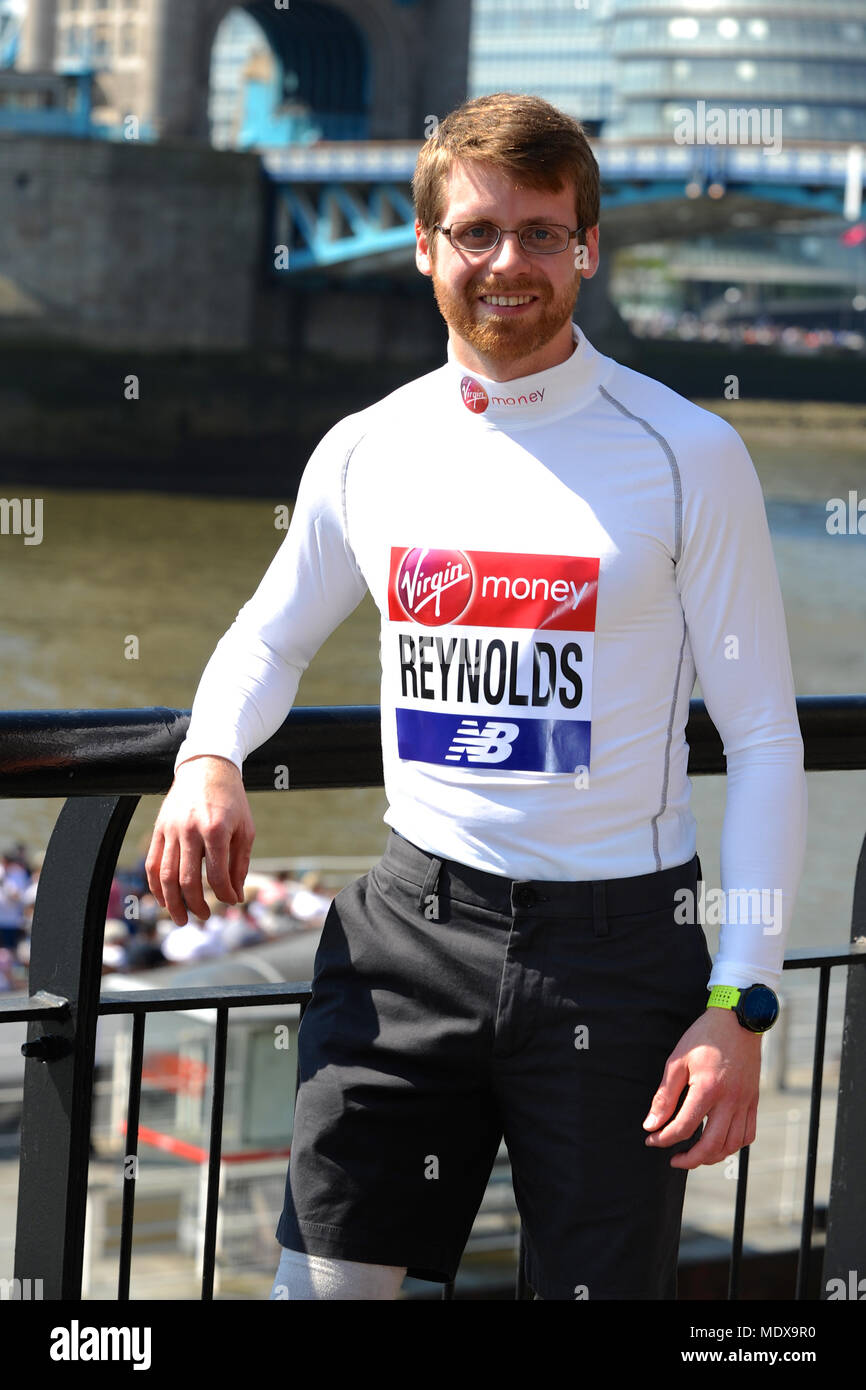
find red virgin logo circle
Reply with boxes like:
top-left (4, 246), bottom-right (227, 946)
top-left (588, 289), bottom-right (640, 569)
top-left (395, 548), bottom-right (474, 625)
top-left (460, 376), bottom-right (489, 413)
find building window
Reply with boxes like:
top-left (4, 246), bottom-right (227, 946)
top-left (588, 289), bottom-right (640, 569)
top-left (92, 24), bottom-right (113, 60)
top-left (60, 25), bottom-right (84, 57)
top-left (668, 18), bottom-right (698, 41)
top-left (119, 23), bottom-right (137, 56)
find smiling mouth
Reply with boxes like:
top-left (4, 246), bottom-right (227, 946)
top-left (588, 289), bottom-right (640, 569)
top-left (478, 294), bottom-right (538, 307)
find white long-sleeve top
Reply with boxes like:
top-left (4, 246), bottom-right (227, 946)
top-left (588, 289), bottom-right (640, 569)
top-left (174, 324), bottom-right (807, 989)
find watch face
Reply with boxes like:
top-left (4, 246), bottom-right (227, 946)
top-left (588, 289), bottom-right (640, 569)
top-left (740, 985), bottom-right (780, 1033)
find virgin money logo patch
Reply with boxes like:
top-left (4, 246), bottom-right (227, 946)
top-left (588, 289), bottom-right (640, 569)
top-left (392, 547), bottom-right (474, 626)
top-left (389, 548), bottom-right (597, 631)
top-left (460, 376), bottom-right (489, 413)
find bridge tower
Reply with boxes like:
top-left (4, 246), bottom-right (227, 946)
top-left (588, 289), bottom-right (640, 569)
top-left (15, 0), bottom-right (470, 144)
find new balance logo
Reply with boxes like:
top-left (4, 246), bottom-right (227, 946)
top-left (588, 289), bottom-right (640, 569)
top-left (445, 720), bottom-right (520, 764)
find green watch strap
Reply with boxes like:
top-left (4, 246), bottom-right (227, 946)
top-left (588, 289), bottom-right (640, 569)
top-left (707, 985), bottom-right (742, 1010)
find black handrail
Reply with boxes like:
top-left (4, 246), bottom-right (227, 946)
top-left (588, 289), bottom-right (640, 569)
top-left (1, 695), bottom-right (864, 797)
top-left (0, 705), bottom-right (384, 796)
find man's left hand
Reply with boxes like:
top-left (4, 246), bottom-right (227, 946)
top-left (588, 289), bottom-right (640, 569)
top-left (642, 1008), bottom-right (762, 1169)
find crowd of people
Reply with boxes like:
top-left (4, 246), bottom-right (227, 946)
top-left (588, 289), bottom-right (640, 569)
top-left (0, 841), bottom-right (335, 992)
top-left (625, 306), bottom-right (865, 353)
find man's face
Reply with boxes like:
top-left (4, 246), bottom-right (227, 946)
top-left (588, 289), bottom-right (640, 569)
top-left (415, 159), bottom-right (599, 379)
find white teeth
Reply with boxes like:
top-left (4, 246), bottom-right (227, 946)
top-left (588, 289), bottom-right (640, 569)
top-left (481, 295), bottom-right (535, 306)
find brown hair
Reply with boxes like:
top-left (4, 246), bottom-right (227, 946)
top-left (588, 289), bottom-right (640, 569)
top-left (413, 92), bottom-right (600, 250)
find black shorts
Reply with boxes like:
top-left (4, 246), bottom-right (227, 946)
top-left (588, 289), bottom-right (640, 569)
top-left (275, 831), bottom-right (712, 1299)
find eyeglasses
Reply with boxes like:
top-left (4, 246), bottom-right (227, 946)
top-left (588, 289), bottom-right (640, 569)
top-left (434, 221), bottom-right (586, 255)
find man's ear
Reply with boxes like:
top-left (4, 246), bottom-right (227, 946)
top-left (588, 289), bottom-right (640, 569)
top-left (577, 225), bottom-right (600, 280)
top-left (416, 220), bottom-right (434, 278)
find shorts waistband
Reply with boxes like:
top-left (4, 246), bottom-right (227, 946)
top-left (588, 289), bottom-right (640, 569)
top-left (381, 831), bottom-right (700, 919)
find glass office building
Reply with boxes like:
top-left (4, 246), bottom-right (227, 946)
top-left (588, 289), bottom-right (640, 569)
top-left (606, 0), bottom-right (866, 144)
top-left (608, 0), bottom-right (866, 143)
top-left (469, 0), bottom-right (866, 145)
top-left (468, 0), bottom-right (616, 133)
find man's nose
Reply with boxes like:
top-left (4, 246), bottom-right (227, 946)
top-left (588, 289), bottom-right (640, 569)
top-left (486, 230), bottom-right (533, 273)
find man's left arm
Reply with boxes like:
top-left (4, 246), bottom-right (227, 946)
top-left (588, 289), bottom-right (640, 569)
top-left (643, 418), bottom-right (808, 1168)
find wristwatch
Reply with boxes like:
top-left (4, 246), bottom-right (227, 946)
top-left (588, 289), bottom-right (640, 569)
top-left (707, 983), bottom-right (780, 1034)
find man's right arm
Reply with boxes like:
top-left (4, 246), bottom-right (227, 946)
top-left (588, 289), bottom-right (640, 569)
top-left (147, 419), bottom-right (369, 924)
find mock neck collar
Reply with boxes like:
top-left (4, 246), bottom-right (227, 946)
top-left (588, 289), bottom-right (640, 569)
top-left (444, 323), bottom-right (612, 428)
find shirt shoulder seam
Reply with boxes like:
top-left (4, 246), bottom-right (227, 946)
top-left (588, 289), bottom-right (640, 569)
top-left (598, 382), bottom-right (684, 564)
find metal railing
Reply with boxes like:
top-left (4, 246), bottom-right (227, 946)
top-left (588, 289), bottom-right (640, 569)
top-left (1, 696), bottom-right (864, 1300)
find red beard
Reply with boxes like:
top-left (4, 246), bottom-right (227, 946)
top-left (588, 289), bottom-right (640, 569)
top-left (429, 263), bottom-right (583, 366)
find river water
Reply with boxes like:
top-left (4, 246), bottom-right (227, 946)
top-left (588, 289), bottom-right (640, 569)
top-left (2, 396), bottom-right (864, 961)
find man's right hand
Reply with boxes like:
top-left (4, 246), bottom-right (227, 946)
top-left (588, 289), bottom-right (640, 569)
top-left (145, 755), bottom-right (256, 926)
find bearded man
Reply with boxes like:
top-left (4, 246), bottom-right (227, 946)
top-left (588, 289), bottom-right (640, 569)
top-left (146, 92), bottom-right (806, 1301)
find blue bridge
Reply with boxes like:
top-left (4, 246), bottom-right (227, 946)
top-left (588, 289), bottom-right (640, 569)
top-left (262, 138), bottom-right (866, 274)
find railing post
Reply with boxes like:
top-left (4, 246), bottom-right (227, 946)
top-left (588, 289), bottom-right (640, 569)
top-left (822, 830), bottom-right (866, 1297)
top-left (14, 794), bottom-right (139, 1299)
